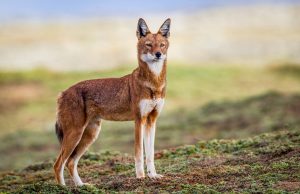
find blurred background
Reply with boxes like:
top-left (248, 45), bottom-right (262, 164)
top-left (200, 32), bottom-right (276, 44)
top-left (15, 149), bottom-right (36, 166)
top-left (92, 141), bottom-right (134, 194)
top-left (0, 0), bottom-right (300, 171)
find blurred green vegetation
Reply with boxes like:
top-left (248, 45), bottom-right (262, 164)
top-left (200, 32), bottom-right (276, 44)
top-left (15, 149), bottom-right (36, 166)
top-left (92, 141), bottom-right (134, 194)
top-left (0, 64), bottom-right (300, 170)
top-left (270, 63), bottom-right (300, 80)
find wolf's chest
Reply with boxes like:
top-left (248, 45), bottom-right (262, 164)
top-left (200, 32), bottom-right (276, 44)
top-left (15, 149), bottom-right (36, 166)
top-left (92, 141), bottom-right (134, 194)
top-left (139, 98), bottom-right (165, 117)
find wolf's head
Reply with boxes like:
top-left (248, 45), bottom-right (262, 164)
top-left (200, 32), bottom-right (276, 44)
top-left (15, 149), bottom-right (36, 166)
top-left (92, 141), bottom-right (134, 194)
top-left (136, 18), bottom-right (171, 67)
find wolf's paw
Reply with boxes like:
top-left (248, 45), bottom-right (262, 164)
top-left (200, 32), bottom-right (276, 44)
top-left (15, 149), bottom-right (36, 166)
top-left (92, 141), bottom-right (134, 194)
top-left (148, 173), bottom-right (163, 179)
top-left (76, 182), bottom-right (92, 187)
top-left (136, 175), bottom-right (145, 179)
top-left (136, 172), bottom-right (145, 179)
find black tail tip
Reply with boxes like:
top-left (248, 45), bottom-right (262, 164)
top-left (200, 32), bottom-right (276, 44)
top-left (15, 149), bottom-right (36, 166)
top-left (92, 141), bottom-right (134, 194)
top-left (55, 122), bottom-right (63, 144)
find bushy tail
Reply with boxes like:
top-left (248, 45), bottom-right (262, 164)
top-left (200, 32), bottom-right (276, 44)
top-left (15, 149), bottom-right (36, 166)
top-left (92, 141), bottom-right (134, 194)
top-left (55, 121), bottom-right (63, 144)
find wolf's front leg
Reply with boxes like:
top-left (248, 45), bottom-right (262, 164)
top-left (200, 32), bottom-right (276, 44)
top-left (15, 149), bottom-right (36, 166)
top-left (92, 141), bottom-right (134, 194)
top-left (144, 114), bottom-right (163, 179)
top-left (134, 118), bottom-right (145, 178)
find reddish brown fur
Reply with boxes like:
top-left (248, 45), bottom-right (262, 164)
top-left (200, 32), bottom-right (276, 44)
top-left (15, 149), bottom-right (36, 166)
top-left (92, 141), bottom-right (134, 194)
top-left (53, 18), bottom-right (170, 185)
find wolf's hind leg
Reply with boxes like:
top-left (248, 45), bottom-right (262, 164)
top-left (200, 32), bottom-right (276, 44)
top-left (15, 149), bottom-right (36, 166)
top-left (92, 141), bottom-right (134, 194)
top-left (53, 128), bottom-right (84, 185)
top-left (66, 117), bottom-right (102, 186)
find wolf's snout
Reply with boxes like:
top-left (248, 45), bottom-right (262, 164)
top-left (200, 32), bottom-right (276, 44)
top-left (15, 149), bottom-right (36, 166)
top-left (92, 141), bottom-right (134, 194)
top-left (155, 52), bottom-right (162, 58)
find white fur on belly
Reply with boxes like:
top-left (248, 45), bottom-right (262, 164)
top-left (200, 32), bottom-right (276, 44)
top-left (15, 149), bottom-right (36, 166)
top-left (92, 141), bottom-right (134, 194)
top-left (141, 53), bottom-right (166, 76)
top-left (139, 98), bottom-right (165, 117)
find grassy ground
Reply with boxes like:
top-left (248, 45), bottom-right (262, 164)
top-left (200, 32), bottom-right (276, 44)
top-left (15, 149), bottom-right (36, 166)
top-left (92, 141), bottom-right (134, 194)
top-left (1, 64), bottom-right (300, 170)
top-left (0, 130), bottom-right (299, 193)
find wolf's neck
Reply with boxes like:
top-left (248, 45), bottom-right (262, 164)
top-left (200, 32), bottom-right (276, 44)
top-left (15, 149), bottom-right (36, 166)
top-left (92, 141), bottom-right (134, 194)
top-left (137, 59), bottom-right (167, 83)
top-left (143, 59), bottom-right (165, 77)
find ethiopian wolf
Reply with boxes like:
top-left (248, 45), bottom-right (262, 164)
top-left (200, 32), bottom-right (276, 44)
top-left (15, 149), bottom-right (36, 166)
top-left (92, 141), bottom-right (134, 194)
top-left (53, 18), bottom-right (171, 186)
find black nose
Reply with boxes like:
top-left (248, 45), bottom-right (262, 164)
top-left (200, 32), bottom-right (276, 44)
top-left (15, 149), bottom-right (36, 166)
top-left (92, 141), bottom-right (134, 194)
top-left (155, 52), bottom-right (161, 58)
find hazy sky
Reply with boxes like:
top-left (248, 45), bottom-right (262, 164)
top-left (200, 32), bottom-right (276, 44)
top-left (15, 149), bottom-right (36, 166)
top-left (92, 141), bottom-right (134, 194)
top-left (0, 0), bottom-right (299, 22)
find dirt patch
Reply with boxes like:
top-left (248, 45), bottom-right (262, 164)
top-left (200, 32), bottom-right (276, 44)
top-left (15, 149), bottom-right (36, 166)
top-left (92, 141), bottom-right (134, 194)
top-left (276, 181), bottom-right (300, 192)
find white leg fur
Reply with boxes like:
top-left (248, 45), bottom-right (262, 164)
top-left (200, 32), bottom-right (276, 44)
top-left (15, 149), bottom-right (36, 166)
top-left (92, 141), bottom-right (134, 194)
top-left (72, 125), bottom-right (101, 186)
top-left (143, 125), bottom-right (151, 174)
top-left (144, 122), bottom-right (163, 179)
top-left (135, 124), bottom-right (145, 178)
top-left (59, 161), bottom-right (67, 186)
top-left (72, 158), bottom-right (84, 186)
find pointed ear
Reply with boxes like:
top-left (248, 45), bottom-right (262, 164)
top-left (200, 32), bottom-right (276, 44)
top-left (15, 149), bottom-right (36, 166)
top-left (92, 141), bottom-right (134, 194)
top-left (158, 18), bottom-right (171, 38)
top-left (136, 18), bottom-right (150, 39)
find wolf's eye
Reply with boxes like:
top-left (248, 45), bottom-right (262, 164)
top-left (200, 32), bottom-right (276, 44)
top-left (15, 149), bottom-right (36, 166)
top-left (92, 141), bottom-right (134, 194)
top-left (145, 43), bottom-right (152, 48)
top-left (160, 43), bottom-right (165, 47)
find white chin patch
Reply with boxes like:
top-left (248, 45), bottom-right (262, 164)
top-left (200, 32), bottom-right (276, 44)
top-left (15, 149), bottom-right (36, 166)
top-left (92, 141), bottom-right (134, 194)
top-left (141, 53), bottom-right (166, 76)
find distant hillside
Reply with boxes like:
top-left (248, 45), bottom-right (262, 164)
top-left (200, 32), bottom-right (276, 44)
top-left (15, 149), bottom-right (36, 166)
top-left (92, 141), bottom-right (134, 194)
top-left (0, 4), bottom-right (299, 71)
top-left (0, 130), bottom-right (299, 193)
